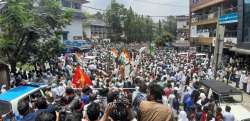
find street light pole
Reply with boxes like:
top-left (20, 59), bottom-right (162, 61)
top-left (213, 6), bottom-right (225, 79)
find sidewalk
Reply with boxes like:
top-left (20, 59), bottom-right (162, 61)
top-left (228, 81), bottom-right (250, 111)
top-left (242, 92), bottom-right (250, 111)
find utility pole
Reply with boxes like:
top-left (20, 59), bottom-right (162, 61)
top-left (213, 6), bottom-right (225, 79)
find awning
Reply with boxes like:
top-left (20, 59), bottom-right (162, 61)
top-left (230, 47), bottom-right (250, 55)
top-left (200, 80), bottom-right (241, 95)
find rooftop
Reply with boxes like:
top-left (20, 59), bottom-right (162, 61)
top-left (191, 0), bottom-right (225, 12)
top-left (84, 19), bottom-right (107, 27)
top-left (0, 84), bottom-right (46, 101)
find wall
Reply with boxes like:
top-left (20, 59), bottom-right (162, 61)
top-left (237, 0), bottom-right (250, 49)
top-left (177, 21), bottom-right (188, 29)
top-left (83, 26), bottom-right (91, 39)
top-left (63, 17), bottom-right (83, 41)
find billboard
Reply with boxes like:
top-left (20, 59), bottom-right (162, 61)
top-left (219, 12), bottom-right (239, 25)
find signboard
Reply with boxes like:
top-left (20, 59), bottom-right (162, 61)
top-left (219, 12), bottom-right (238, 25)
top-left (224, 37), bottom-right (237, 47)
top-left (64, 40), bottom-right (93, 49)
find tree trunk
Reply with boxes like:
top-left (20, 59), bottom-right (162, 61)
top-left (10, 61), bottom-right (17, 74)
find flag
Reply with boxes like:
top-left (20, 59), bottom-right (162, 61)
top-left (124, 50), bottom-right (130, 64)
top-left (72, 65), bottom-right (92, 88)
top-left (149, 42), bottom-right (155, 56)
top-left (111, 48), bottom-right (118, 59)
top-left (119, 51), bottom-right (125, 65)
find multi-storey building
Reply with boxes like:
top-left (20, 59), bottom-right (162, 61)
top-left (190, 0), bottom-right (238, 52)
top-left (235, 0), bottom-right (250, 52)
top-left (60, 0), bottom-right (89, 41)
top-left (229, 0), bottom-right (250, 67)
top-left (83, 19), bottom-right (108, 40)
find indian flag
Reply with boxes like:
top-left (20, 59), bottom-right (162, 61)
top-left (124, 51), bottom-right (130, 64)
top-left (119, 51), bottom-right (125, 64)
top-left (111, 48), bottom-right (118, 59)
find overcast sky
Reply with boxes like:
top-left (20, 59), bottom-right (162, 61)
top-left (82, 0), bottom-right (189, 21)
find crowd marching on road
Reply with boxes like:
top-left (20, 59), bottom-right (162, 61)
top-left (1, 42), bottom-right (250, 121)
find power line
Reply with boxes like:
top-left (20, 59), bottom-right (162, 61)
top-left (133, 0), bottom-right (187, 8)
top-left (81, 5), bottom-right (187, 18)
top-left (82, 5), bottom-right (106, 12)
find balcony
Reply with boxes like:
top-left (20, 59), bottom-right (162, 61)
top-left (192, 12), bottom-right (218, 26)
top-left (192, 37), bottom-right (214, 46)
top-left (191, 0), bottom-right (225, 12)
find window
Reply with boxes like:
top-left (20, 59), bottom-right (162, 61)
top-left (62, 0), bottom-right (71, 8)
top-left (63, 31), bottom-right (69, 40)
top-left (0, 101), bottom-right (11, 115)
top-left (243, 0), bottom-right (250, 42)
top-left (72, 2), bottom-right (81, 9)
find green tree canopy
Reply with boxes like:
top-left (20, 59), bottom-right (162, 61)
top-left (105, 1), bottom-right (154, 43)
top-left (0, 0), bottom-right (72, 72)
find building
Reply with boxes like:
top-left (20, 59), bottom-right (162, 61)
top-left (190, 0), bottom-right (238, 52)
top-left (83, 19), bottom-right (108, 40)
top-left (229, 0), bottom-right (250, 68)
top-left (176, 15), bottom-right (189, 40)
top-left (60, 0), bottom-right (89, 41)
top-left (60, 0), bottom-right (95, 50)
top-left (234, 0), bottom-right (250, 52)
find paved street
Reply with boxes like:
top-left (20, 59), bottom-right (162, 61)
top-left (242, 93), bottom-right (250, 111)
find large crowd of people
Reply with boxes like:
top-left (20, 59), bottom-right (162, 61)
top-left (1, 42), bottom-right (249, 121)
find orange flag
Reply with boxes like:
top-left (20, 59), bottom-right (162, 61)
top-left (72, 65), bottom-right (92, 88)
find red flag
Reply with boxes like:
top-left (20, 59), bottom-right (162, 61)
top-left (81, 69), bottom-right (93, 87)
top-left (72, 65), bottom-right (92, 88)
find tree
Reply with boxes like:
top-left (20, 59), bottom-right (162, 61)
top-left (105, 1), bottom-right (154, 43)
top-left (158, 20), bottom-right (162, 36)
top-left (95, 12), bottom-right (103, 20)
top-left (105, 0), bottom-right (126, 41)
top-left (154, 31), bottom-right (174, 47)
top-left (163, 16), bottom-right (177, 38)
top-left (0, 0), bottom-right (72, 72)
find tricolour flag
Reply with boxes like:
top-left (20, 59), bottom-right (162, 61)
top-left (111, 48), bottom-right (118, 59)
top-left (124, 50), bottom-right (130, 64)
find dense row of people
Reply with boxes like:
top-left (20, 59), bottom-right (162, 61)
top-left (1, 42), bottom-right (246, 121)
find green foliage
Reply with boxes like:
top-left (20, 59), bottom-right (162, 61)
top-left (154, 31), bottom-right (174, 47)
top-left (0, 0), bottom-right (73, 72)
top-left (105, 1), bottom-right (154, 42)
top-left (153, 16), bottom-right (177, 47)
top-left (105, 0), bottom-right (125, 41)
top-left (162, 16), bottom-right (177, 38)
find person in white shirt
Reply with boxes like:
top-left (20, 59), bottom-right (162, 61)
top-left (223, 106), bottom-right (235, 121)
top-left (178, 110), bottom-right (188, 121)
top-left (239, 71), bottom-right (246, 90)
top-left (246, 74), bottom-right (250, 94)
top-left (0, 85), bottom-right (7, 94)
